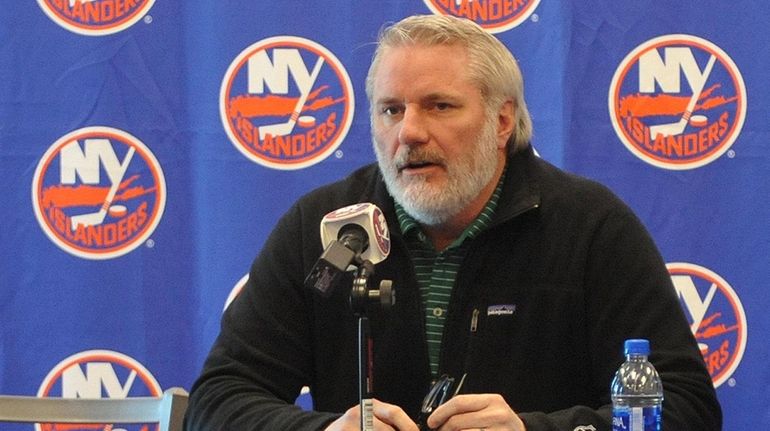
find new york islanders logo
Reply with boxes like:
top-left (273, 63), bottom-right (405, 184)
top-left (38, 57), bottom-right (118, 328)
top-left (610, 35), bottom-right (746, 169)
top-left (669, 262), bottom-right (747, 387)
top-left (37, 0), bottom-right (155, 36)
top-left (423, 0), bottom-right (540, 33)
top-left (32, 127), bottom-right (166, 260)
top-left (37, 349), bottom-right (162, 431)
top-left (220, 36), bottom-right (354, 170)
top-left (373, 206), bottom-right (391, 256)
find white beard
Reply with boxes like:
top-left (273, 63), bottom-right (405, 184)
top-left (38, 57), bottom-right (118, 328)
top-left (373, 115), bottom-right (500, 226)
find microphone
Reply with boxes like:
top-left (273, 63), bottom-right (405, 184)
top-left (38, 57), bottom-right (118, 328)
top-left (305, 203), bottom-right (391, 297)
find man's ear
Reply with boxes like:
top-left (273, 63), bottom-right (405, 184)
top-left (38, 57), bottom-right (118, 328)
top-left (497, 100), bottom-right (515, 150)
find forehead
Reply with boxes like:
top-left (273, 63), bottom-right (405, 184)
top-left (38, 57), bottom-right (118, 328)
top-left (372, 44), bottom-right (479, 100)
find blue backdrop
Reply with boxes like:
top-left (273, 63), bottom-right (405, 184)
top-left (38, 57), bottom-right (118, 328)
top-left (2, 1), bottom-right (767, 429)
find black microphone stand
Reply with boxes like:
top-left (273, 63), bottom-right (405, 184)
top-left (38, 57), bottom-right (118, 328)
top-left (349, 259), bottom-right (394, 431)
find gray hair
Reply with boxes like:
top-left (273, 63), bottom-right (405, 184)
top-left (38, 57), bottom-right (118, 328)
top-left (365, 14), bottom-right (532, 154)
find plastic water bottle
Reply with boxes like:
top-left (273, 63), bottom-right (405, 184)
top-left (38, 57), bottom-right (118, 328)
top-left (611, 339), bottom-right (663, 431)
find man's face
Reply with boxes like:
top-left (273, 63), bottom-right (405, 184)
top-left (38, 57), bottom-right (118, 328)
top-left (370, 43), bottom-right (509, 226)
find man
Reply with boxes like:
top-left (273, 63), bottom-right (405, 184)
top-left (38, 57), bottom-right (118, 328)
top-left (185, 14), bottom-right (721, 431)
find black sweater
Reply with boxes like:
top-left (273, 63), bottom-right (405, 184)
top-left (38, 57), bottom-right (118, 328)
top-left (185, 147), bottom-right (721, 430)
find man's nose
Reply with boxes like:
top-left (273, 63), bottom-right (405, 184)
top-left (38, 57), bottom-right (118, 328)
top-left (398, 107), bottom-right (429, 146)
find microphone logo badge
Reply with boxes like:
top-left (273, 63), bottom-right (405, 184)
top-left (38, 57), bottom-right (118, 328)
top-left (423, 0), bottom-right (540, 34)
top-left (609, 34), bottom-right (746, 170)
top-left (36, 0), bottom-right (156, 36)
top-left (372, 206), bottom-right (390, 257)
top-left (32, 126), bottom-right (166, 260)
top-left (669, 262), bottom-right (747, 388)
top-left (220, 36), bottom-right (355, 170)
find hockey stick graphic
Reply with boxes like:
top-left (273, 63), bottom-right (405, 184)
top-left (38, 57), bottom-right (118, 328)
top-left (259, 56), bottom-right (325, 140)
top-left (649, 54), bottom-right (716, 139)
top-left (70, 146), bottom-right (135, 230)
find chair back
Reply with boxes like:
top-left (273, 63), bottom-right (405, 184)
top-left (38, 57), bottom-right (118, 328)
top-left (0, 387), bottom-right (188, 431)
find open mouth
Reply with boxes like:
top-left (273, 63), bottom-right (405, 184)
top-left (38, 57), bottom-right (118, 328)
top-left (403, 160), bottom-right (434, 169)
top-left (398, 154), bottom-right (444, 170)
top-left (399, 160), bottom-right (440, 174)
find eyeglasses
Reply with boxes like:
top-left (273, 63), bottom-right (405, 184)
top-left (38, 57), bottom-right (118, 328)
top-left (417, 373), bottom-right (466, 431)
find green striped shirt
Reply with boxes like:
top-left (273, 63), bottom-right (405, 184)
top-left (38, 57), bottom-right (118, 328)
top-left (395, 169), bottom-right (506, 377)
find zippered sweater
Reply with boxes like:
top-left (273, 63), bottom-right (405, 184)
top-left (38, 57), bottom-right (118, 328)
top-left (185, 147), bottom-right (721, 431)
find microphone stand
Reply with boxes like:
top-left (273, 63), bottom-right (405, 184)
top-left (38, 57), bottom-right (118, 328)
top-left (349, 259), bottom-right (394, 431)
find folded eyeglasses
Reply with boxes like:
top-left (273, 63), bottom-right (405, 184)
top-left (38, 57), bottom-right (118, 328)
top-left (418, 373), bottom-right (466, 431)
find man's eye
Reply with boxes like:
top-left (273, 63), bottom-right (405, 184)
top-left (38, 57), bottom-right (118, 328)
top-left (435, 102), bottom-right (452, 111)
top-left (382, 106), bottom-right (402, 115)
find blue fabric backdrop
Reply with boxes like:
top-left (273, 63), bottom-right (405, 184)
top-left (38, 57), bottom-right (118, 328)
top-left (2, 1), bottom-right (767, 429)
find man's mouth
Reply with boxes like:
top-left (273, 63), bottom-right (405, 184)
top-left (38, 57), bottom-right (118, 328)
top-left (399, 160), bottom-right (440, 174)
top-left (402, 160), bottom-right (434, 169)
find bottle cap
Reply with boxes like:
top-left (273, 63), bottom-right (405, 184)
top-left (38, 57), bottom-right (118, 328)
top-left (624, 339), bottom-right (650, 355)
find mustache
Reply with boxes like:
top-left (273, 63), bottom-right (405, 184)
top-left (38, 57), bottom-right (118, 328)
top-left (393, 147), bottom-right (446, 170)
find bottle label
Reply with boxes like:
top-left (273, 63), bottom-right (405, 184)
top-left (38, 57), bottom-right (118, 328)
top-left (612, 405), bottom-right (661, 431)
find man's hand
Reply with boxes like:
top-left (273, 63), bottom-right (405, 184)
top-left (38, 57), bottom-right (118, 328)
top-left (324, 399), bottom-right (420, 431)
top-left (426, 394), bottom-right (525, 431)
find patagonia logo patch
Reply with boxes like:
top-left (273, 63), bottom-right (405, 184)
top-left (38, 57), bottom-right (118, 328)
top-left (487, 304), bottom-right (517, 316)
